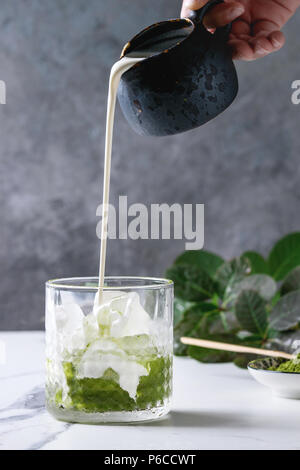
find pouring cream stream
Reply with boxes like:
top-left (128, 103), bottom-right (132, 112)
top-left (96, 55), bottom-right (146, 304)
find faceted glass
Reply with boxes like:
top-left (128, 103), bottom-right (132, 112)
top-left (45, 277), bottom-right (173, 423)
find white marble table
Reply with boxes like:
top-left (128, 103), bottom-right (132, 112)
top-left (1, 332), bottom-right (300, 450)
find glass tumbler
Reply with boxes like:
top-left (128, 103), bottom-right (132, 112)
top-left (45, 277), bottom-right (173, 423)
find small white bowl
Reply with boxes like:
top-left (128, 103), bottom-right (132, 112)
top-left (248, 357), bottom-right (300, 399)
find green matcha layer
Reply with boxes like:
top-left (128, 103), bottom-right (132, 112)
top-left (51, 355), bottom-right (172, 413)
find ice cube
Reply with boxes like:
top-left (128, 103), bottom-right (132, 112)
top-left (94, 291), bottom-right (152, 338)
top-left (55, 303), bottom-right (84, 334)
top-left (55, 303), bottom-right (86, 355)
top-left (93, 290), bottom-right (126, 316)
top-left (118, 296), bottom-right (151, 337)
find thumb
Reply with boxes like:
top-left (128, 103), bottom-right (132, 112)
top-left (181, 0), bottom-right (209, 18)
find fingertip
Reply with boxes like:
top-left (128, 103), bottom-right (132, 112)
top-left (245, 35), bottom-right (274, 57)
top-left (228, 2), bottom-right (245, 16)
top-left (269, 31), bottom-right (285, 49)
top-left (254, 40), bottom-right (273, 56)
top-left (228, 39), bottom-right (255, 61)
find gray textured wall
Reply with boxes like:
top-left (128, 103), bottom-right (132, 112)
top-left (1, 0), bottom-right (300, 330)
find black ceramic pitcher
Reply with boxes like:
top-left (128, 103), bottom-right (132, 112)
top-left (118, 0), bottom-right (238, 136)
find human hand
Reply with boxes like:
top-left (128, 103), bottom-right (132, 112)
top-left (181, 0), bottom-right (300, 61)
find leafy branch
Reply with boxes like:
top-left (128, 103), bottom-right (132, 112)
top-left (166, 233), bottom-right (300, 368)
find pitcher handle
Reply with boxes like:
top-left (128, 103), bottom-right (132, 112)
top-left (188, 0), bottom-right (232, 39)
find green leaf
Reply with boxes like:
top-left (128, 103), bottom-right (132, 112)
top-left (173, 298), bottom-right (195, 326)
top-left (166, 263), bottom-right (216, 301)
top-left (269, 290), bottom-right (300, 331)
top-left (174, 311), bottom-right (201, 356)
top-left (188, 345), bottom-right (235, 364)
top-left (280, 266), bottom-right (300, 296)
top-left (270, 291), bottom-right (281, 308)
top-left (230, 274), bottom-right (277, 302)
top-left (267, 330), bottom-right (300, 354)
top-left (273, 253), bottom-right (300, 281)
top-left (268, 232), bottom-right (300, 281)
top-left (174, 303), bottom-right (217, 356)
top-left (215, 257), bottom-right (251, 298)
top-left (241, 251), bottom-right (269, 275)
top-left (235, 290), bottom-right (268, 337)
top-left (174, 306), bottom-right (204, 355)
top-left (174, 250), bottom-right (224, 277)
top-left (193, 310), bottom-right (239, 337)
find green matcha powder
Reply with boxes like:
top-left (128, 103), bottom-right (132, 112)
top-left (268, 353), bottom-right (300, 373)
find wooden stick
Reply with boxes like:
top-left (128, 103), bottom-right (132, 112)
top-left (180, 337), bottom-right (294, 360)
